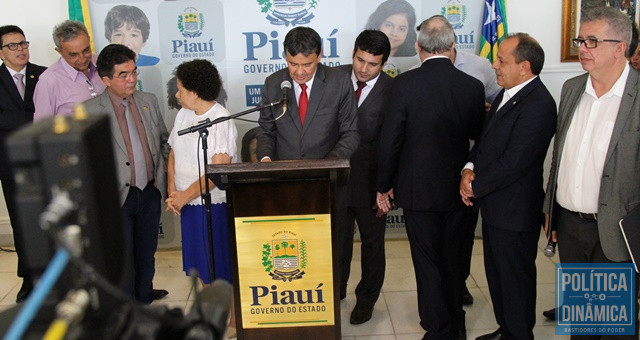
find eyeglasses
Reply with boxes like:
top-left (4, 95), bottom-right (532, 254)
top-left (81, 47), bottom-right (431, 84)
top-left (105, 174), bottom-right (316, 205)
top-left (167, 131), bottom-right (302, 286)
top-left (1, 41), bottom-right (29, 51)
top-left (572, 38), bottom-right (622, 49)
top-left (86, 80), bottom-right (97, 98)
top-left (114, 68), bottom-right (140, 80)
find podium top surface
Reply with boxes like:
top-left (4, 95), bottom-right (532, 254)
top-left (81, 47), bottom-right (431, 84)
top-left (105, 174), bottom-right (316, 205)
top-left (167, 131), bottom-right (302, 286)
top-left (207, 159), bottom-right (350, 185)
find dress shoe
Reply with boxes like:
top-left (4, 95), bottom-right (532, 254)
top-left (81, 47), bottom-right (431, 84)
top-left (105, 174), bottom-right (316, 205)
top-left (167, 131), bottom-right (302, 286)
top-left (152, 289), bottom-right (169, 300)
top-left (462, 285), bottom-right (474, 305)
top-left (16, 278), bottom-right (33, 303)
top-left (476, 329), bottom-right (505, 340)
top-left (350, 304), bottom-right (373, 324)
top-left (543, 307), bottom-right (556, 321)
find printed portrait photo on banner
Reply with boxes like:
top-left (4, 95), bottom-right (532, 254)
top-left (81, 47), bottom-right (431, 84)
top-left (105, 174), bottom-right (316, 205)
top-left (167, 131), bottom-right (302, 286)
top-left (364, 0), bottom-right (418, 58)
top-left (104, 4), bottom-right (160, 66)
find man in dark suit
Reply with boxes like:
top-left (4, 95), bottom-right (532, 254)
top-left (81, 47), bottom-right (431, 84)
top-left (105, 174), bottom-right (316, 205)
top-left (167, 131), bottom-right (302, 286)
top-left (376, 15), bottom-right (485, 340)
top-left (257, 26), bottom-right (358, 161)
top-left (83, 44), bottom-right (169, 303)
top-left (335, 30), bottom-right (392, 325)
top-left (460, 33), bottom-right (556, 340)
top-left (0, 25), bottom-right (46, 303)
top-left (543, 7), bottom-right (640, 339)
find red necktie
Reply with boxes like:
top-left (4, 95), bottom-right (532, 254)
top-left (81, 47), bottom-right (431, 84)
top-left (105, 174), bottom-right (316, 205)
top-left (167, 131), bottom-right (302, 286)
top-left (355, 81), bottom-right (366, 101)
top-left (299, 83), bottom-right (308, 125)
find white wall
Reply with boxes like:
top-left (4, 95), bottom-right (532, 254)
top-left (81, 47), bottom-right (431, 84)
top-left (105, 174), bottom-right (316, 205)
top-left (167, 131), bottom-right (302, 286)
top-left (0, 0), bottom-right (586, 245)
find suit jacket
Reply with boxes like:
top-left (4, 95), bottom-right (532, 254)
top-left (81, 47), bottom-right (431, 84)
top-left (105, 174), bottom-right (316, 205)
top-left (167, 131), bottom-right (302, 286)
top-left (256, 63), bottom-right (359, 160)
top-left (0, 62), bottom-right (46, 179)
top-left (377, 57), bottom-right (485, 211)
top-left (469, 77), bottom-right (556, 232)
top-left (83, 90), bottom-right (169, 205)
top-left (336, 65), bottom-right (392, 207)
top-left (543, 70), bottom-right (640, 261)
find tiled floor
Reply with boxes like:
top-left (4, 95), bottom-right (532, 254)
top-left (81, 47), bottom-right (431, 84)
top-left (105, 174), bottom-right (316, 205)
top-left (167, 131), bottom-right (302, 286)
top-left (0, 231), bottom-right (568, 339)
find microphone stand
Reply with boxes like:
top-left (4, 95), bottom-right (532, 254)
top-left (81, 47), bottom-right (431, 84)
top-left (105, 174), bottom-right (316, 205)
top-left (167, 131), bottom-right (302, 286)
top-left (177, 100), bottom-right (282, 282)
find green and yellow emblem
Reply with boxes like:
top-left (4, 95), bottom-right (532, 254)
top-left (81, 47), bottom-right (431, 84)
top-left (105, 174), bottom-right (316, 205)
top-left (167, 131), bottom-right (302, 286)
top-left (262, 233), bottom-right (307, 281)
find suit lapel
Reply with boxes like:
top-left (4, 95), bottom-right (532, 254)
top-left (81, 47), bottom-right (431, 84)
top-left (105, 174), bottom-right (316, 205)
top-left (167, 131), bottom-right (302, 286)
top-left (482, 78), bottom-right (542, 138)
top-left (100, 93), bottom-right (128, 155)
top-left (24, 63), bottom-right (38, 102)
top-left (359, 73), bottom-right (387, 112)
top-left (555, 75), bottom-right (588, 165)
top-left (303, 64), bottom-right (326, 134)
top-left (133, 92), bottom-right (158, 157)
top-left (285, 75), bottom-right (303, 133)
top-left (604, 70), bottom-right (639, 165)
top-left (0, 64), bottom-right (23, 106)
top-left (480, 89), bottom-right (503, 138)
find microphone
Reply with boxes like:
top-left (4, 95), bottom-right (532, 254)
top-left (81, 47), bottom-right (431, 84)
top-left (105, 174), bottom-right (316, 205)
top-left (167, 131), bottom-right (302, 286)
top-left (543, 240), bottom-right (557, 257)
top-left (280, 80), bottom-right (291, 114)
top-left (184, 279), bottom-right (233, 340)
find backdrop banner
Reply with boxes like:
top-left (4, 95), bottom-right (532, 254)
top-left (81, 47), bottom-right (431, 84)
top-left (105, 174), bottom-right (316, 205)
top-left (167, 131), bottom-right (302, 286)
top-left (86, 0), bottom-right (485, 243)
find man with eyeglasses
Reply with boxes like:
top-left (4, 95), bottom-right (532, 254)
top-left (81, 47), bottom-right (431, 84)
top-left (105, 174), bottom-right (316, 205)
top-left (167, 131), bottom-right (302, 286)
top-left (0, 25), bottom-right (46, 304)
top-left (33, 20), bottom-right (106, 121)
top-left (82, 44), bottom-right (169, 304)
top-left (544, 7), bottom-right (640, 339)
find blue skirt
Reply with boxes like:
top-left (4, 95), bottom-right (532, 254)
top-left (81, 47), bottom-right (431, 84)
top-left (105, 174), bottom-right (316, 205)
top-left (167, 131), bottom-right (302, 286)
top-left (180, 203), bottom-right (232, 284)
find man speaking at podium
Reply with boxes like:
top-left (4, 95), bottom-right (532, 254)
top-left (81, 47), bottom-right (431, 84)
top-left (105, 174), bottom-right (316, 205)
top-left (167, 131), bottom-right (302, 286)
top-left (257, 26), bottom-right (358, 161)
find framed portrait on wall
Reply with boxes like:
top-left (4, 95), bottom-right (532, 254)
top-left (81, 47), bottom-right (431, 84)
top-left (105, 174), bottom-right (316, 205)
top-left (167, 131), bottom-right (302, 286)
top-left (561, 0), bottom-right (638, 62)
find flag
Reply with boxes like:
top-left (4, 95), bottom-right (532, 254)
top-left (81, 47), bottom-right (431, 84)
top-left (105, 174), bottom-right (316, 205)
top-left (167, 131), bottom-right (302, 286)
top-left (479, 0), bottom-right (508, 63)
top-left (68, 0), bottom-right (96, 52)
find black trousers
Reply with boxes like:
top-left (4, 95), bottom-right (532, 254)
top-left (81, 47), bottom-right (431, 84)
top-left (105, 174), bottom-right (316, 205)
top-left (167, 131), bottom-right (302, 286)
top-left (337, 205), bottom-right (386, 307)
top-left (460, 206), bottom-right (479, 284)
top-left (404, 208), bottom-right (467, 339)
top-left (556, 206), bottom-right (639, 340)
top-left (2, 178), bottom-right (29, 280)
top-left (483, 221), bottom-right (538, 340)
top-left (121, 182), bottom-right (161, 304)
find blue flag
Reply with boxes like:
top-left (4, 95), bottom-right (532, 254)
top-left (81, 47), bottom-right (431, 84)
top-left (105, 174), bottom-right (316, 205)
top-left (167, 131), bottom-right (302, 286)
top-left (479, 0), bottom-right (508, 63)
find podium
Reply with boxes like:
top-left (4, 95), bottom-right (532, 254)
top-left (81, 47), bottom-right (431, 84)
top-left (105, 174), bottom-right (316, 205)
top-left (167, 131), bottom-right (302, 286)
top-left (207, 159), bottom-right (349, 340)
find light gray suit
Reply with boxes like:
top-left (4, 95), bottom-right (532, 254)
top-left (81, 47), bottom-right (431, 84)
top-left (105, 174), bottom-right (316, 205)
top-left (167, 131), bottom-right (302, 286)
top-left (543, 69), bottom-right (640, 262)
top-left (83, 90), bottom-right (169, 205)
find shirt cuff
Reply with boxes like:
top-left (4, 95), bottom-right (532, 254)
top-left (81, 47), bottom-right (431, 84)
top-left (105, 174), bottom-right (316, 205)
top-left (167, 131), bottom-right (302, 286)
top-left (461, 162), bottom-right (474, 175)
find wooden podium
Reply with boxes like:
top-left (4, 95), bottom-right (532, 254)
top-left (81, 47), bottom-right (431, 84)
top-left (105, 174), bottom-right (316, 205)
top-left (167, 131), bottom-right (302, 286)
top-left (207, 159), bottom-right (349, 340)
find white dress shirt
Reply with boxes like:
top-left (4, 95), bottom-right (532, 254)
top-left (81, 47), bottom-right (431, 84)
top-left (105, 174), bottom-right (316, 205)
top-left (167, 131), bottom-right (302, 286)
top-left (556, 64), bottom-right (630, 213)
top-left (350, 71), bottom-right (380, 107)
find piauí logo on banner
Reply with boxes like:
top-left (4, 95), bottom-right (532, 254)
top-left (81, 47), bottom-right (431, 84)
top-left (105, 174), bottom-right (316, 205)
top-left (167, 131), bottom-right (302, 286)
top-left (261, 231), bottom-right (307, 281)
top-left (256, 0), bottom-right (319, 26)
top-left (178, 7), bottom-right (204, 38)
top-left (171, 6), bottom-right (215, 60)
top-left (441, 0), bottom-right (467, 30)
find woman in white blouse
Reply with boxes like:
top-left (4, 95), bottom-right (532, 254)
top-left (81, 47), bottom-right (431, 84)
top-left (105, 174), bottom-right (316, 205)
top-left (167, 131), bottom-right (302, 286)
top-left (166, 59), bottom-right (237, 286)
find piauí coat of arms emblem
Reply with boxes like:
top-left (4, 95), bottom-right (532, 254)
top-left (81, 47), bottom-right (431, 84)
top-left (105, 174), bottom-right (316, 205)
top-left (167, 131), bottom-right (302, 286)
top-left (262, 233), bottom-right (307, 281)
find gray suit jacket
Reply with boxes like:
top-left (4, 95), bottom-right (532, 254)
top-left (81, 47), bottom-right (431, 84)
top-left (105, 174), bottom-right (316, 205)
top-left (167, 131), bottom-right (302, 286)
top-left (543, 69), bottom-right (640, 261)
top-left (256, 63), bottom-right (359, 160)
top-left (83, 90), bottom-right (169, 205)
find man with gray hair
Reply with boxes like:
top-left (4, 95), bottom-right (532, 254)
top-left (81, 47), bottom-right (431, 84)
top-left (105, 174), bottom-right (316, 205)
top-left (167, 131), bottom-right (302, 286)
top-left (544, 6), bottom-right (640, 339)
top-left (376, 15), bottom-right (485, 340)
top-left (33, 20), bottom-right (105, 120)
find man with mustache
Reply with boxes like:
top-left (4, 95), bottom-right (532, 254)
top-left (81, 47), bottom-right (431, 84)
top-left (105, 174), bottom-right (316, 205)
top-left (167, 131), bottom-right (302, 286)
top-left (33, 20), bottom-right (106, 120)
